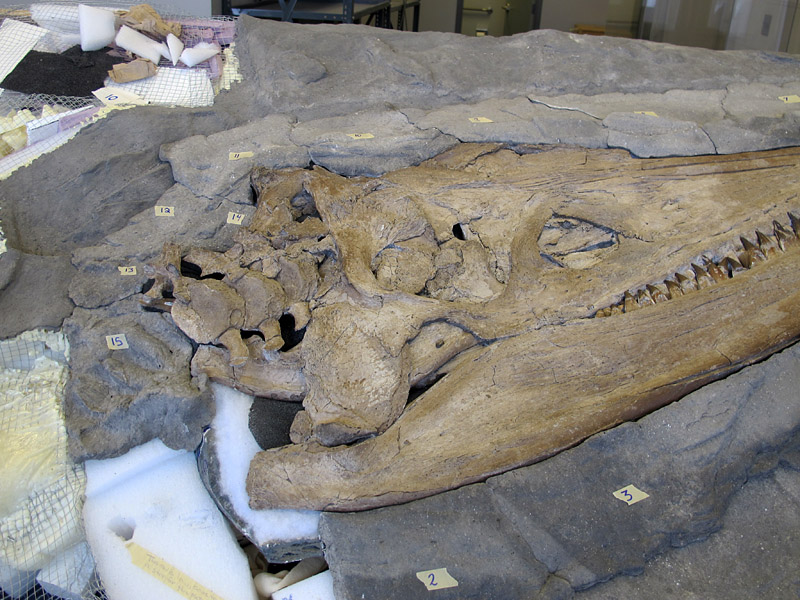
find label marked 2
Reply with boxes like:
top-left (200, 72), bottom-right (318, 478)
top-left (118, 266), bottom-right (137, 275)
top-left (613, 484), bottom-right (649, 505)
top-left (347, 133), bottom-right (375, 139)
top-left (779, 94), bottom-right (800, 104)
top-left (106, 334), bottom-right (129, 350)
top-left (228, 151), bottom-right (254, 160)
top-left (155, 206), bottom-right (174, 216)
top-left (468, 116), bottom-right (493, 123)
top-left (226, 211), bottom-right (245, 225)
top-left (415, 568), bottom-right (459, 591)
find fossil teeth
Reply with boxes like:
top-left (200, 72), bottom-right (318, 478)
top-left (691, 263), bottom-right (714, 289)
top-left (675, 271), bottom-right (697, 293)
top-left (636, 288), bottom-right (655, 307)
top-left (789, 212), bottom-right (800, 237)
top-left (703, 258), bottom-right (727, 283)
top-left (610, 303), bottom-right (623, 315)
top-left (755, 230), bottom-right (778, 257)
top-left (739, 236), bottom-right (766, 268)
top-left (646, 283), bottom-right (669, 303)
top-left (773, 220), bottom-right (797, 249)
top-left (623, 290), bottom-right (638, 312)
top-left (595, 307), bottom-right (612, 318)
top-left (721, 256), bottom-right (746, 278)
top-left (664, 278), bottom-right (683, 299)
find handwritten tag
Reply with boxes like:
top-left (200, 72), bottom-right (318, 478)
top-left (127, 542), bottom-right (226, 600)
top-left (118, 266), bottom-right (137, 275)
top-left (779, 94), bottom-right (800, 104)
top-left (92, 87), bottom-right (146, 106)
top-left (155, 206), bottom-right (174, 216)
top-left (415, 568), bottom-right (459, 591)
top-left (613, 484), bottom-right (650, 505)
top-left (468, 117), bottom-right (493, 123)
top-left (228, 151), bottom-right (254, 160)
top-left (347, 133), bottom-right (375, 139)
top-left (634, 111), bottom-right (658, 117)
top-left (105, 334), bottom-right (129, 350)
top-left (226, 211), bottom-right (245, 225)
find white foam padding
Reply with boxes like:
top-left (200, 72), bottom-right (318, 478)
top-left (180, 42), bottom-right (221, 67)
top-left (114, 25), bottom-right (163, 64)
top-left (210, 385), bottom-right (321, 547)
top-left (83, 439), bottom-right (259, 600)
top-left (167, 33), bottom-right (184, 66)
top-left (36, 541), bottom-right (95, 600)
top-left (103, 66), bottom-right (215, 107)
top-left (271, 571), bottom-right (335, 600)
top-left (0, 19), bottom-right (47, 84)
top-left (78, 4), bottom-right (116, 51)
top-left (30, 3), bottom-right (81, 34)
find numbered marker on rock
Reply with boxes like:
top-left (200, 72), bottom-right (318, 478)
top-left (347, 132), bottom-right (374, 140)
top-left (154, 205), bottom-right (174, 216)
top-left (106, 334), bottom-right (129, 350)
top-left (468, 116), bottom-right (493, 123)
top-left (118, 266), bottom-right (137, 275)
top-left (92, 87), bottom-right (146, 106)
top-left (228, 151), bottom-right (254, 160)
top-left (634, 111), bottom-right (658, 117)
top-left (227, 211), bottom-right (245, 225)
top-left (779, 94), bottom-right (800, 104)
top-left (613, 484), bottom-right (649, 505)
top-left (415, 568), bottom-right (459, 591)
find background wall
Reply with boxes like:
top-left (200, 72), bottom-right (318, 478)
top-left (0, 0), bottom-right (213, 16)
top-left (418, 0), bottom-right (460, 32)
top-left (540, 0), bottom-right (608, 31)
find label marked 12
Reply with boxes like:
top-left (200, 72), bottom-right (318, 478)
top-left (415, 568), bottom-right (459, 591)
top-left (127, 542), bottom-right (226, 600)
top-left (228, 151), bottom-right (254, 160)
top-left (468, 116), bottom-right (493, 123)
top-left (347, 133), bottom-right (375, 139)
top-left (106, 334), bottom-right (129, 350)
top-left (613, 484), bottom-right (650, 505)
top-left (227, 212), bottom-right (245, 225)
top-left (779, 94), bottom-right (800, 104)
top-left (118, 266), bottom-right (137, 275)
top-left (155, 206), bottom-right (174, 216)
top-left (634, 111), bottom-right (658, 117)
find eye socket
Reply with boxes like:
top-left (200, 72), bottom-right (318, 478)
top-left (452, 223), bottom-right (467, 240)
top-left (538, 216), bottom-right (619, 269)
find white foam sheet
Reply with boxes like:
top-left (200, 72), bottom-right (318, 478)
top-left (0, 20), bottom-right (47, 84)
top-left (104, 67), bottom-right (215, 107)
top-left (115, 25), bottom-right (163, 64)
top-left (272, 571), bottom-right (335, 600)
top-left (83, 439), bottom-right (258, 600)
top-left (211, 384), bottom-right (321, 546)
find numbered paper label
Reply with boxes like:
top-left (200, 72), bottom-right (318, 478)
top-left (127, 542), bottom-right (226, 600)
top-left (468, 116), bottom-right (493, 123)
top-left (155, 206), bottom-right (175, 216)
top-left (226, 211), bottom-right (245, 225)
top-left (347, 133), bottom-right (375, 139)
top-left (92, 87), bottom-right (146, 106)
top-left (106, 334), bottom-right (129, 350)
top-left (613, 484), bottom-right (650, 505)
top-left (779, 94), bottom-right (800, 104)
top-left (118, 266), bottom-right (137, 275)
top-left (415, 568), bottom-right (459, 591)
top-left (634, 111), bottom-right (658, 117)
top-left (228, 151), bottom-right (254, 160)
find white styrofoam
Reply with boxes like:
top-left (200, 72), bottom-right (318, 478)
top-left (114, 25), bottom-right (163, 64)
top-left (271, 571), bottom-right (335, 600)
top-left (167, 33), bottom-right (184, 66)
top-left (211, 385), bottom-right (321, 546)
top-left (83, 439), bottom-right (258, 600)
top-left (78, 4), bottom-right (116, 51)
top-left (180, 42), bottom-right (221, 67)
top-left (36, 541), bottom-right (96, 600)
top-left (0, 19), bottom-right (47, 84)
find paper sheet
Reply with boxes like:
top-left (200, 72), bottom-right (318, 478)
top-left (0, 20), bottom-right (48, 84)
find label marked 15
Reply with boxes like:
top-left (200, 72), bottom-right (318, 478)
top-left (228, 151), bottom-right (254, 160)
top-left (468, 116), bottom-right (493, 123)
top-left (613, 484), bottom-right (649, 505)
top-left (118, 266), bottom-right (137, 275)
top-left (227, 211), bottom-right (245, 225)
top-left (415, 568), bottom-right (459, 591)
top-left (155, 206), bottom-right (174, 216)
top-left (634, 111), bottom-right (658, 117)
top-left (347, 133), bottom-right (375, 139)
top-left (779, 94), bottom-right (800, 104)
top-left (106, 334), bottom-right (129, 350)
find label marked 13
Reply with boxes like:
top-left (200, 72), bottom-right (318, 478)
top-left (118, 266), bottom-right (137, 275)
top-left (415, 568), bottom-right (459, 591)
top-left (613, 484), bottom-right (650, 505)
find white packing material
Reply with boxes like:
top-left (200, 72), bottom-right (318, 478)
top-left (36, 541), bottom-right (96, 600)
top-left (30, 3), bottom-right (81, 34)
top-left (83, 439), bottom-right (259, 600)
top-left (271, 571), bottom-right (336, 600)
top-left (79, 4), bottom-right (117, 51)
top-left (0, 19), bottom-right (48, 84)
top-left (167, 33), bottom-right (184, 67)
top-left (115, 25), bottom-right (164, 64)
top-left (103, 66), bottom-right (216, 107)
top-left (180, 42), bottom-right (221, 68)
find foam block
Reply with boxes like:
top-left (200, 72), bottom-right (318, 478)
top-left (166, 33), bottom-right (184, 66)
top-left (83, 439), bottom-right (258, 600)
top-left (78, 4), bottom-right (116, 51)
top-left (271, 571), bottom-right (335, 600)
top-left (114, 25), bottom-right (163, 64)
top-left (180, 42), bottom-right (221, 67)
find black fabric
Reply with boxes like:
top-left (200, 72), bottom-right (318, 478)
top-left (2, 45), bottom-right (128, 97)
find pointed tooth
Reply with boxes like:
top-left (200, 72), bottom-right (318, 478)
top-left (595, 307), bottom-right (611, 318)
top-left (610, 303), bottom-right (624, 315)
top-left (636, 288), bottom-right (654, 307)
top-left (721, 256), bottom-right (745, 277)
top-left (675, 271), bottom-right (697, 293)
top-left (755, 230), bottom-right (778, 257)
top-left (691, 263), bottom-right (714, 289)
top-left (773, 221), bottom-right (796, 249)
top-left (789, 212), bottom-right (800, 237)
top-left (703, 258), bottom-right (727, 283)
top-left (646, 284), bottom-right (669, 303)
top-left (664, 278), bottom-right (683, 299)
top-left (739, 236), bottom-right (766, 267)
top-left (623, 290), bottom-right (638, 312)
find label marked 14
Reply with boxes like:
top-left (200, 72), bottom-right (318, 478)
top-left (227, 212), bottom-right (245, 225)
top-left (613, 484), bottom-right (649, 505)
top-left (118, 266), bottom-right (137, 275)
top-left (415, 568), bottom-right (459, 591)
top-left (106, 334), bottom-right (129, 350)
